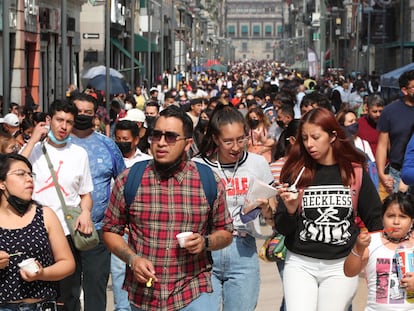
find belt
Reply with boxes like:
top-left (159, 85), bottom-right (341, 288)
top-left (0, 301), bottom-right (56, 311)
top-left (233, 230), bottom-right (248, 237)
top-left (390, 162), bottom-right (402, 171)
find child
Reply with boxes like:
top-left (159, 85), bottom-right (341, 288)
top-left (344, 192), bottom-right (414, 310)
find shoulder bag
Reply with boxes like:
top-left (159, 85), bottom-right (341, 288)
top-left (42, 142), bottom-right (99, 251)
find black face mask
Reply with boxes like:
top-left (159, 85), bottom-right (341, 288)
top-left (74, 115), bottom-right (94, 130)
top-left (146, 116), bottom-right (156, 129)
top-left (276, 120), bottom-right (285, 128)
top-left (248, 119), bottom-right (259, 129)
top-left (7, 194), bottom-right (32, 216)
top-left (23, 133), bottom-right (31, 142)
top-left (153, 153), bottom-right (185, 179)
top-left (116, 141), bottom-right (133, 156)
top-left (345, 123), bottom-right (359, 137)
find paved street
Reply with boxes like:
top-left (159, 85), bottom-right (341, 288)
top-left (104, 235), bottom-right (368, 310)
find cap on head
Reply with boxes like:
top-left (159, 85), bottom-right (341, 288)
top-left (0, 113), bottom-right (20, 127)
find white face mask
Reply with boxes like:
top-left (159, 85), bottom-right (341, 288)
top-left (236, 92), bottom-right (242, 98)
top-left (125, 103), bottom-right (133, 110)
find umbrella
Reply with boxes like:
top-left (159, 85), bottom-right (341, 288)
top-left (82, 65), bottom-right (124, 79)
top-left (202, 59), bottom-right (220, 67)
top-left (208, 64), bottom-right (227, 73)
top-left (87, 75), bottom-right (129, 95)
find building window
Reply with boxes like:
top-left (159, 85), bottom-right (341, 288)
top-left (277, 25), bottom-right (283, 34)
top-left (253, 25), bottom-right (260, 36)
top-left (242, 42), bottom-right (248, 51)
top-left (265, 25), bottom-right (272, 36)
top-left (228, 25), bottom-right (235, 36)
top-left (265, 42), bottom-right (272, 50)
top-left (241, 25), bottom-right (248, 36)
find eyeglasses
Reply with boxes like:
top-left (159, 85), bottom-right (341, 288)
top-left (219, 136), bottom-right (249, 148)
top-left (149, 130), bottom-right (188, 145)
top-left (7, 169), bottom-right (35, 179)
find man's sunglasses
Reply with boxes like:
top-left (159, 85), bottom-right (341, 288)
top-left (149, 130), bottom-right (188, 145)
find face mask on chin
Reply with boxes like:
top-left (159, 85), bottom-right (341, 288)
top-left (5, 189), bottom-right (33, 216)
top-left (48, 130), bottom-right (71, 145)
top-left (153, 152), bottom-right (185, 179)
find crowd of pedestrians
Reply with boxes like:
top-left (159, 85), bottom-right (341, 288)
top-left (2, 61), bottom-right (414, 311)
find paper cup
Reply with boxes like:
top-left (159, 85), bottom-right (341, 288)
top-left (18, 258), bottom-right (39, 273)
top-left (176, 232), bottom-right (193, 248)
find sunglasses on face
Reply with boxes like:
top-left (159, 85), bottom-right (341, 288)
top-left (149, 130), bottom-right (188, 145)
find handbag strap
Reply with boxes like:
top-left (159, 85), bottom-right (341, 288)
top-left (41, 142), bottom-right (69, 215)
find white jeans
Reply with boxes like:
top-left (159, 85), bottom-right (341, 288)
top-left (283, 251), bottom-right (358, 311)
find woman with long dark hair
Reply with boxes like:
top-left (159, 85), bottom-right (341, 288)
top-left (275, 107), bottom-right (383, 311)
top-left (196, 104), bottom-right (275, 311)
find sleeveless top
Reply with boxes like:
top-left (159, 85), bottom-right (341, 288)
top-left (365, 232), bottom-right (414, 310)
top-left (0, 204), bottom-right (57, 303)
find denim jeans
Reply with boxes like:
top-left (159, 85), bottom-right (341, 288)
top-left (210, 235), bottom-right (260, 311)
top-left (110, 234), bottom-right (131, 311)
top-left (130, 293), bottom-right (213, 311)
top-left (283, 251), bottom-right (358, 311)
top-left (58, 230), bottom-right (110, 311)
top-left (389, 166), bottom-right (401, 193)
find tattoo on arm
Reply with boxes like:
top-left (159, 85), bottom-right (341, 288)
top-left (114, 244), bottom-right (134, 264)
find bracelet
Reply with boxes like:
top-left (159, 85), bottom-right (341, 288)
top-left (350, 248), bottom-right (362, 258)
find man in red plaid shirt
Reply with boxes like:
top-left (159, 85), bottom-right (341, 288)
top-left (103, 106), bottom-right (233, 311)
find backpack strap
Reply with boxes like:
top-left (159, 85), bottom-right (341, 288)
top-left (194, 161), bottom-right (217, 209)
top-left (351, 164), bottom-right (364, 228)
top-left (124, 160), bottom-right (150, 220)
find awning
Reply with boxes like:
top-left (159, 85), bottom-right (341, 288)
top-left (110, 38), bottom-right (143, 68)
top-left (134, 34), bottom-right (159, 53)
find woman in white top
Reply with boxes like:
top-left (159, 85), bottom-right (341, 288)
top-left (196, 104), bottom-right (275, 311)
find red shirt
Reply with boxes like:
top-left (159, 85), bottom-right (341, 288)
top-left (358, 115), bottom-right (379, 157)
top-left (102, 160), bottom-right (233, 310)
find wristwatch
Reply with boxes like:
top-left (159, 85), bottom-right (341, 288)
top-left (204, 235), bottom-right (210, 250)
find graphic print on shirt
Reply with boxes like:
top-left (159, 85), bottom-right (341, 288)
top-left (222, 176), bottom-right (249, 227)
top-left (375, 257), bottom-right (405, 304)
top-left (35, 160), bottom-right (69, 196)
top-left (300, 185), bottom-right (353, 245)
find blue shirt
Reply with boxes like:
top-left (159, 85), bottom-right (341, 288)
top-left (72, 132), bottom-right (126, 229)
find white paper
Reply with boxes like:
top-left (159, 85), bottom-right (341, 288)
top-left (243, 177), bottom-right (277, 214)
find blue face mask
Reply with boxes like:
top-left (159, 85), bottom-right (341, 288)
top-left (48, 130), bottom-right (71, 145)
top-left (360, 91), bottom-right (368, 97)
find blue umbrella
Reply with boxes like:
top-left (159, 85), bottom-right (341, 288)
top-left (87, 74), bottom-right (129, 95)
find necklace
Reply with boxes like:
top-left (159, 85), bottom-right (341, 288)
top-left (383, 230), bottom-right (412, 243)
top-left (216, 154), bottom-right (240, 206)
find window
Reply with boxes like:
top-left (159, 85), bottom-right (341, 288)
top-left (265, 25), bottom-right (272, 36)
top-left (253, 25), bottom-right (260, 36)
top-left (228, 25), bottom-right (235, 36)
top-left (241, 25), bottom-right (248, 36)
top-left (265, 42), bottom-right (272, 49)
top-left (242, 42), bottom-right (248, 51)
top-left (277, 25), bottom-right (283, 34)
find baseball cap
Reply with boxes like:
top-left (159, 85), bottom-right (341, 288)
top-left (0, 113), bottom-right (20, 127)
top-left (149, 87), bottom-right (158, 94)
top-left (119, 109), bottom-right (145, 122)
